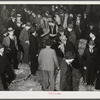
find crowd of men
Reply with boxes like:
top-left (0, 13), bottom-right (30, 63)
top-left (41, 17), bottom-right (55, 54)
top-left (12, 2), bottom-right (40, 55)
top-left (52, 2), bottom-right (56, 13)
top-left (0, 5), bottom-right (100, 91)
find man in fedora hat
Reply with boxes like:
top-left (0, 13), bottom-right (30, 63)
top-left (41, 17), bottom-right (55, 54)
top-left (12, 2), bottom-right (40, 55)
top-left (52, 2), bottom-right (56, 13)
top-left (0, 44), bottom-right (5, 90)
top-left (7, 14), bottom-right (16, 29)
top-left (3, 27), bottom-right (18, 69)
top-left (19, 22), bottom-right (31, 64)
top-left (84, 40), bottom-right (99, 86)
top-left (0, 44), bottom-right (15, 90)
top-left (29, 27), bottom-right (38, 76)
top-left (58, 33), bottom-right (77, 57)
top-left (64, 24), bottom-right (76, 46)
top-left (0, 27), bottom-right (8, 44)
top-left (60, 51), bottom-right (75, 91)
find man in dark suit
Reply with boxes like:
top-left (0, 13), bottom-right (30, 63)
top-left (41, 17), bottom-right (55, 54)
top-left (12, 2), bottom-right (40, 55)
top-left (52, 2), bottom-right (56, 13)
top-left (84, 40), bottom-right (98, 86)
top-left (7, 15), bottom-right (16, 29)
top-left (29, 27), bottom-right (38, 76)
top-left (60, 51), bottom-right (75, 91)
top-left (0, 44), bottom-right (5, 90)
top-left (0, 44), bottom-right (14, 90)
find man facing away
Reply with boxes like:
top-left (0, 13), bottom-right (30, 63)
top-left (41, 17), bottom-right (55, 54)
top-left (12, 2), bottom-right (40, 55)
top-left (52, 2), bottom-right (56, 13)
top-left (38, 39), bottom-right (59, 91)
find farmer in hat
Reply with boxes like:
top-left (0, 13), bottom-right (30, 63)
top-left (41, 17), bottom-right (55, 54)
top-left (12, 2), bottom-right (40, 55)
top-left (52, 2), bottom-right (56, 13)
top-left (48, 16), bottom-right (58, 38)
top-left (0, 27), bottom-right (8, 44)
top-left (3, 27), bottom-right (18, 69)
top-left (29, 26), bottom-right (38, 76)
top-left (7, 14), bottom-right (16, 29)
top-left (60, 51), bottom-right (75, 91)
top-left (84, 40), bottom-right (99, 86)
top-left (0, 44), bottom-right (15, 90)
top-left (58, 34), bottom-right (77, 59)
top-left (85, 22), bottom-right (97, 41)
top-left (64, 24), bottom-right (76, 46)
top-left (0, 44), bottom-right (5, 90)
top-left (19, 22), bottom-right (31, 64)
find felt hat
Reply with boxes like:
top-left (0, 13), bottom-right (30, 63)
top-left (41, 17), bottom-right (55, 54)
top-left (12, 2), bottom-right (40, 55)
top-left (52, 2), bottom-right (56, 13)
top-left (65, 51), bottom-right (75, 59)
top-left (17, 14), bottom-right (21, 17)
top-left (26, 22), bottom-right (31, 27)
top-left (8, 27), bottom-right (14, 32)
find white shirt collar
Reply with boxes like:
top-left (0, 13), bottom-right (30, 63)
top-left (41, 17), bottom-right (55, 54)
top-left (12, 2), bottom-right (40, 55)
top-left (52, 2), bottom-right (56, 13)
top-left (0, 53), bottom-right (3, 56)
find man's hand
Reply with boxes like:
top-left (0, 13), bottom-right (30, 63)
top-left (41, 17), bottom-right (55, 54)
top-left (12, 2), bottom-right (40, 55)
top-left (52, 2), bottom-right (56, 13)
top-left (25, 40), bottom-right (29, 45)
top-left (84, 66), bottom-right (87, 70)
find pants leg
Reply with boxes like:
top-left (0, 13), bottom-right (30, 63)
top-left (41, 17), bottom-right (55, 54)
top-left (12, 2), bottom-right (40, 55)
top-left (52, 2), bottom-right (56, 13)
top-left (12, 51), bottom-right (18, 69)
top-left (42, 70), bottom-right (49, 91)
top-left (22, 43), bottom-right (29, 64)
top-left (1, 72), bottom-right (8, 90)
top-left (48, 71), bottom-right (55, 91)
top-left (30, 55), bottom-right (38, 75)
top-left (5, 65), bottom-right (15, 84)
top-left (0, 76), bottom-right (3, 91)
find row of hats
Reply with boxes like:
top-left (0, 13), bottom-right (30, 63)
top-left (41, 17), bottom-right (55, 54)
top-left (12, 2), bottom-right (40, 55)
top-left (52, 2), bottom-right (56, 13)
top-left (0, 22), bottom-right (32, 34)
top-left (11, 14), bottom-right (21, 18)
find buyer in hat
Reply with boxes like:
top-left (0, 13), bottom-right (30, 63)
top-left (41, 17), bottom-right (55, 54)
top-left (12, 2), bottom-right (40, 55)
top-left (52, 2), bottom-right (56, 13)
top-left (60, 51), bottom-right (75, 91)
top-left (0, 43), bottom-right (15, 90)
top-left (58, 33), bottom-right (76, 57)
top-left (65, 24), bottom-right (76, 46)
top-left (84, 40), bottom-right (99, 86)
top-left (2, 27), bottom-right (18, 69)
top-left (0, 44), bottom-right (6, 90)
top-left (16, 13), bottom-right (23, 24)
top-left (19, 22), bottom-right (31, 64)
top-left (0, 27), bottom-right (8, 44)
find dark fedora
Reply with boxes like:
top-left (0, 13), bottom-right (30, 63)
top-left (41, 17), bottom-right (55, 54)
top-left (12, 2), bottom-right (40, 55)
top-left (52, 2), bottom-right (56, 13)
top-left (64, 51), bottom-right (75, 59)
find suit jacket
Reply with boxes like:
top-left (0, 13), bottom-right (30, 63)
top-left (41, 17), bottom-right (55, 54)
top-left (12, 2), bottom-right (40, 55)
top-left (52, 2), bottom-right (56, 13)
top-left (38, 47), bottom-right (59, 71)
top-left (65, 41), bottom-right (77, 55)
top-left (19, 28), bottom-right (29, 44)
top-left (2, 35), bottom-right (18, 50)
top-left (29, 34), bottom-right (38, 55)
top-left (84, 47), bottom-right (98, 71)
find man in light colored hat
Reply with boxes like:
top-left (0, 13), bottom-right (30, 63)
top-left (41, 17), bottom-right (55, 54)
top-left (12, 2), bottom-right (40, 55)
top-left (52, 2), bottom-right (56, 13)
top-left (16, 13), bottom-right (22, 23)
top-left (3, 27), bottom-right (18, 69)
top-left (19, 22), bottom-right (31, 64)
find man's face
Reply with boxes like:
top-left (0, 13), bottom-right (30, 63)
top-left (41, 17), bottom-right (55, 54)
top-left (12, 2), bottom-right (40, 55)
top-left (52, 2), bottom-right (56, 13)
top-left (26, 26), bottom-right (31, 30)
top-left (0, 48), bottom-right (4, 54)
top-left (67, 59), bottom-right (74, 63)
top-left (17, 17), bottom-right (21, 21)
top-left (68, 28), bottom-right (73, 32)
top-left (8, 31), bottom-right (14, 36)
top-left (90, 25), bottom-right (94, 29)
